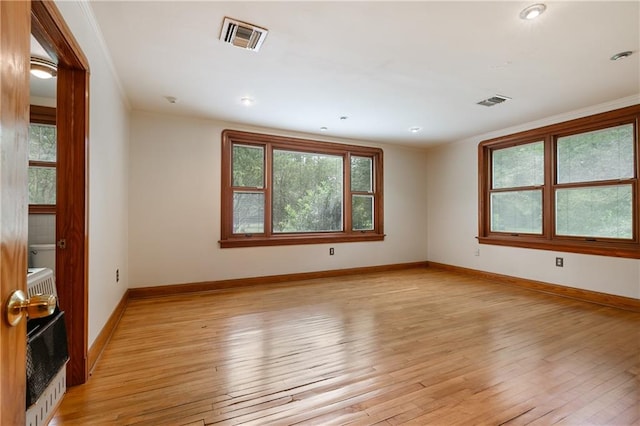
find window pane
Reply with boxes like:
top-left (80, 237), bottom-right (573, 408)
top-left (233, 191), bottom-right (264, 234)
top-left (29, 123), bottom-right (56, 161)
top-left (29, 167), bottom-right (56, 204)
top-left (232, 144), bottom-right (264, 188)
top-left (490, 190), bottom-right (542, 234)
top-left (351, 156), bottom-right (372, 192)
top-left (557, 124), bottom-right (634, 184)
top-left (492, 142), bottom-right (544, 189)
top-left (556, 185), bottom-right (632, 239)
top-left (272, 150), bottom-right (343, 233)
top-left (352, 195), bottom-right (374, 231)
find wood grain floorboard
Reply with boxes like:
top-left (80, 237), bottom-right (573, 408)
top-left (51, 268), bottom-right (640, 425)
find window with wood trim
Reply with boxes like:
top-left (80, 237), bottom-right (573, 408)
top-left (29, 105), bottom-right (56, 214)
top-left (220, 130), bottom-right (384, 248)
top-left (478, 104), bottom-right (640, 258)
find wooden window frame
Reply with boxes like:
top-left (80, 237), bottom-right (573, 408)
top-left (29, 105), bottom-right (56, 214)
top-left (478, 104), bottom-right (640, 259)
top-left (220, 130), bottom-right (384, 248)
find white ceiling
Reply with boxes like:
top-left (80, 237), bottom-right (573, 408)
top-left (30, 35), bottom-right (57, 100)
top-left (88, 1), bottom-right (639, 147)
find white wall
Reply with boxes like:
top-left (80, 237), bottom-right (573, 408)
top-left (28, 214), bottom-right (55, 246)
top-left (56, 2), bottom-right (130, 346)
top-left (426, 95), bottom-right (640, 300)
top-left (129, 111), bottom-right (429, 287)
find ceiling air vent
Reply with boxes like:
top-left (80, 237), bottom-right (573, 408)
top-left (477, 94), bottom-right (512, 107)
top-left (220, 17), bottom-right (268, 52)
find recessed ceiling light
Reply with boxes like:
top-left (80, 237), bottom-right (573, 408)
top-left (520, 3), bottom-right (546, 20)
top-left (409, 127), bottom-right (422, 133)
top-left (610, 51), bottom-right (633, 61)
top-left (339, 116), bottom-right (348, 120)
top-left (320, 126), bottom-right (328, 131)
top-left (165, 96), bottom-right (178, 104)
top-left (240, 97), bottom-right (255, 106)
top-left (30, 56), bottom-right (57, 79)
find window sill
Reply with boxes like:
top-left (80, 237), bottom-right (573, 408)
top-left (478, 236), bottom-right (640, 259)
top-left (29, 205), bottom-right (56, 215)
top-left (220, 233), bottom-right (385, 248)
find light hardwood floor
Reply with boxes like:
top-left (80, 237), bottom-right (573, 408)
top-left (51, 267), bottom-right (640, 425)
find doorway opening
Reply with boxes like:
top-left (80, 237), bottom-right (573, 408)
top-left (31, 0), bottom-right (90, 387)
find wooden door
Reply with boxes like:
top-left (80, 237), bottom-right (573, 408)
top-left (0, 1), bottom-right (31, 424)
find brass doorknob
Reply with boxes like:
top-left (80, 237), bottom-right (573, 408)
top-left (5, 290), bottom-right (56, 327)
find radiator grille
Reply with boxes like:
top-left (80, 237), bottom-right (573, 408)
top-left (27, 268), bottom-right (57, 298)
top-left (26, 267), bottom-right (67, 426)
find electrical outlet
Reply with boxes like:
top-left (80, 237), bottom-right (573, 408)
top-left (116, 269), bottom-right (120, 282)
top-left (555, 257), bottom-right (563, 267)
top-left (329, 247), bottom-right (334, 255)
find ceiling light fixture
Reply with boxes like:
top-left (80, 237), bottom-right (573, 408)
top-left (339, 116), bottom-right (348, 120)
top-left (30, 56), bottom-right (57, 79)
top-left (409, 127), bottom-right (422, 133)
top-left (610, 51), bottom-right (633, 61)
top-left (165, 96), bottom-right (178, 104)
top-left (519, 3), bottom-right (546, 20)
top-left (320, 126), bottom-right (328, 131)
top-left (240, 97), bottom-right (255, 106)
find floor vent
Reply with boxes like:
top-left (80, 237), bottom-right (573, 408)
top-left (220, 17), bottom-right (268, 52)
top-left (477, 94), bottom-right (512, 107)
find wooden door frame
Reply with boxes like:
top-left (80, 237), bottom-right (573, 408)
top-left (31, 0), bottom-right (90, 387)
